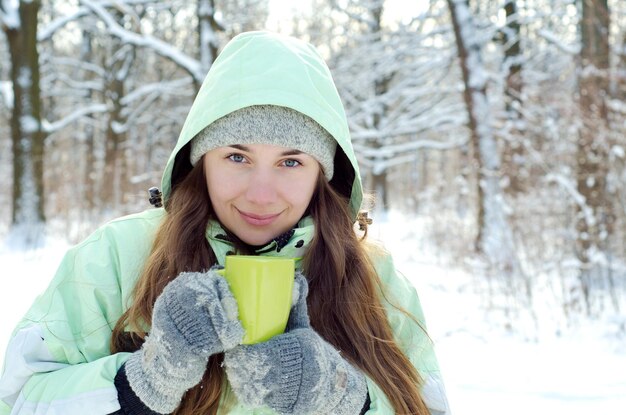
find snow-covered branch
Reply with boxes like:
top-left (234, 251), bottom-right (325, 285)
top-left (545, 173), bottom-right (595, 227)
top-left (537, 29), bottom-right (580, 55)
top-left (49, 72), bottom-right (103, 94)
top-left (350, 106), bottom-right (465, 141)
top-left (114, 78), bottom-right (193, 133)
top-left (79, 0), bottom-right (204, 83)
top-left (118, 92), bottom-right (160, 133)
top-left (48, 56), bottom-right (107, 78)
top-left (329, 0), bottom-right (380, 29)
top-left (38, 9), bottom-right (89, 41)
top-left (119, 80), bottom-right (191, 131)
top-left (42, 103), bottom-right (109, 133)
top-left (120, 77), bottom-right (192, 105)
top-left (353, 135), bottom-right (468, 158)
top-left (39, 0), bottom-right (156, 41)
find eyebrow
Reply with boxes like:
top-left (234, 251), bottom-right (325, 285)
top-left (227, 144), bottom-right (303, 156)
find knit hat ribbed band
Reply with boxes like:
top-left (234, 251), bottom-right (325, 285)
top-left (190, 105), bottom-right (337, 180)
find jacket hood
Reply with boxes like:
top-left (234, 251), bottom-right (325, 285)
top-left (160, 30), bottom-right (363, 218)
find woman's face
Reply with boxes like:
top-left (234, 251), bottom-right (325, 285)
top-left (203, 143), bottom-right (320, 246)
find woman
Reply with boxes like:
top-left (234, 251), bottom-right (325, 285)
top-left (0, 31), bottom-right (449, 415)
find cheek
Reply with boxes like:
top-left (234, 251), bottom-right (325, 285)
top-left (206, 169), bottom-right (239, 205)
top-left (284, 175), bottom-right (318, 209)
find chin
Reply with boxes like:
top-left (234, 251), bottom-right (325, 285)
top-left (235, 230), bottom-right (277, 247)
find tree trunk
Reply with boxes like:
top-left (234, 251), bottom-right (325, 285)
top-left (81, 29), bottom-right (97, 213)
top-left (447, 0), bottom-right (519, 274)
top-left (576, 0), bottom-right (612, 313)
top-left (503, 0), bottom-right (522, 113)
top-left (101, 11), bottom-right (135, 212)
top-left (616, 33), bottom-right (626, 102)
top-left (197, 0), bottom-right (220, 85)
top-left (102, 69), bottom-right (127, 212)
top-left (5, 0), bottom-right (46, 246)
top-left (501, 0), bottom-right (525, 194)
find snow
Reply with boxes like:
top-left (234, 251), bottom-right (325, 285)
top-left (369, 211), bottom-right (626, 415)
top-left (19, 115), bottom-right (39, 134)
top-left (0, 0), bottom-right (20, 30)
top-left (13, 135), bottom-right (43, 247)
top-left (611, 145), bottom-right (625, 159)
top-left (0, 81), bottom-right (13, 110)
top-left (0, 238), bottom-right (68, 354)
top-left (16, 67), bottom-right (31, 89)
top-left (1, 212), bottom-right (625, 414)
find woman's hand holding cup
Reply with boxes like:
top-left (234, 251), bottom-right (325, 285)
top-left (122, 270), bottom-right (245, 413)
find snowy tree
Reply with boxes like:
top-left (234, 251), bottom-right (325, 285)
top-left (197, 0), bottom-right (221, 77)
top-left (332, 0), bottom-right (392, 208)
top-left (0, 0), bottom-right (233, 231)
top-left (575, 0), bottom-right (614, 314)
top-left (499, 0), bottom-right (526, 194)
top-left (101, 12), bottom-right (137, 210)
top-left (446, 0), bottom-right (521, 276)
top-left (80, 0), bottom-right (206, 86)
top-left (620, 31), bottom-right (626, 100)
top-left (2, 0), bottom-right (46, 246)
top-left (69, 0), bottom-right (268, 216)
top-left (314, 0), bottom-right (469, 216)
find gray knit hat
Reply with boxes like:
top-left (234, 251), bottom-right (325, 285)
top-left (190, 105), bottom-right (337, 180)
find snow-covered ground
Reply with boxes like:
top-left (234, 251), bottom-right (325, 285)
top-left (1, 212), bottom-right (625, 414)
top-left (371, 212), bottom-right (626, 415)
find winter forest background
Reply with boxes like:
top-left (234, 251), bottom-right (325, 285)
top-left (1, 0), bottom-right (625, 412)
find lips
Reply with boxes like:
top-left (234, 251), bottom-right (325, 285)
top-left (237, 209), bottom-right (281, 226)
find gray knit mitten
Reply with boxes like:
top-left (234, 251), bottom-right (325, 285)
top-left (224, 272), bottom-right (368, 415)
top-left (124, 271), bottom-right (244, 414)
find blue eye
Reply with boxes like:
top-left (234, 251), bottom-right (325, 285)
top-left (283, 159), bottom-right (300, 168)
top-left (228, 154), bottom-right (246, 163)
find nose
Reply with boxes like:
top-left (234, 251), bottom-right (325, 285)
top-left (245, 169), bottom-right (278, 205)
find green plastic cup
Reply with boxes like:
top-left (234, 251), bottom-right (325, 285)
top-left (217, 256), bottom-right (295, 344)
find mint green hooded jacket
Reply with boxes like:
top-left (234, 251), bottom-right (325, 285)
top-left (0, 31), bottom-right (449, 415)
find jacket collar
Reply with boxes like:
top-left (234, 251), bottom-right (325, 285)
top-left (205, 216), bottom-right (315, 270)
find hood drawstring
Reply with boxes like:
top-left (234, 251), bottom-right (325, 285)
top-left (148, 187), bottom-right (163, 207)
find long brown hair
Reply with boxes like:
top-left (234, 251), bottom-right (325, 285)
top-left (111, 157), bottom-right (428, 414)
